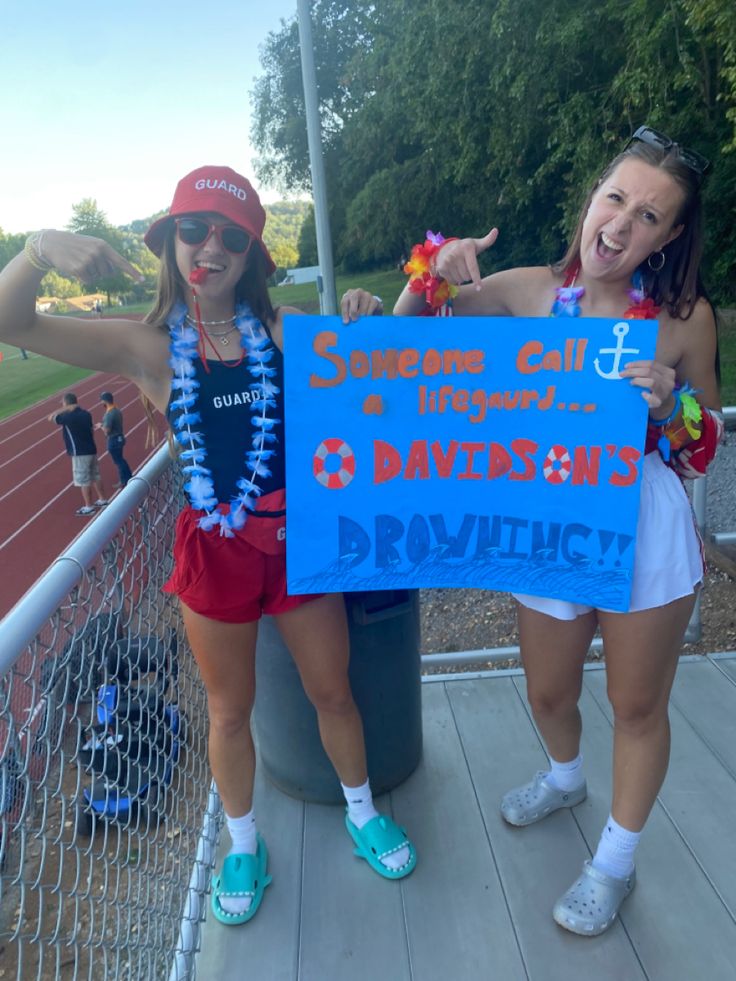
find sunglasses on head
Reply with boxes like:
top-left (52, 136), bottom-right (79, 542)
top-left (624, 125), bottom-right (711, 179)
top-left (175, 217), bottom-right (252, 254)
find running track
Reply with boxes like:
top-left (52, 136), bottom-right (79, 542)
top-left (0, 370), bottom-right (162, 618)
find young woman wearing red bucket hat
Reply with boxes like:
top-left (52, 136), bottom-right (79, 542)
top-left (0, 165), bottom-right (414, 925)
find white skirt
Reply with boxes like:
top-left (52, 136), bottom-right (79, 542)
top-left (514, 453), bottom-right (703, 620)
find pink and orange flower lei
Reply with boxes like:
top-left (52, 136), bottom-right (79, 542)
top-left (404, 231), bottom-right (459, 310)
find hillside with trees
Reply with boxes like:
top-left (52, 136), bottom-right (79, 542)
top-left (0, 198), bottom-right (313, 303)
top-left (263, 200), bottom-right (312, 271)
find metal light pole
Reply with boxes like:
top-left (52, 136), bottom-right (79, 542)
top-left (297, 0), bottom-right (337, 315)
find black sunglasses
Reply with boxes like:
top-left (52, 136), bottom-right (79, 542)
top-left (175, 217), bottom-right (252, 254)
top-left (624, 125), bottom-right (711, 178)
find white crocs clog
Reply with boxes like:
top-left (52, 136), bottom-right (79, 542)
top-left (501, 771), bottom-right (587, 827)
top-left (553, 860), bottom-right (635, 936)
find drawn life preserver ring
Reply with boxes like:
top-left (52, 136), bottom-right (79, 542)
top-left (542, 444), bottom-right (571, 484)
top-left (313, 438), bottom-right (356, 489)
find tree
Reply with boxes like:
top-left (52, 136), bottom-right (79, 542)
top-left (250, 0), bottom-right (736, 300)
top-left (39, 269), bottom-right (83, 299)
top-left (67, 198), bottom-right (111, 236)
top-left (297, 206), bottom-right (318, 266)
top-left (126, 210), bottom-right (168, 235)
top-left (250, 1), bottom-right (383, 270)
top-left (0, 229), bottom-right (27, 273)
top-left (1, 230), bottom-right (83, 301)
top-left (250, 2), bottom-right (378, 192)
top-left (66, 199), bottom-right (136, 303)
top-left (263, 200), bottom-right (311, 269)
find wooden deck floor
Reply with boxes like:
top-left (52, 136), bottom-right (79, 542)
top-left (196, 654), bottom-right (736, 981)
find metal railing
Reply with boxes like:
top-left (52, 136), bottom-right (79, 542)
top-left (709, 406), bottom-right (736, 547)
top-left (0, 447), bottom-right (216, 981)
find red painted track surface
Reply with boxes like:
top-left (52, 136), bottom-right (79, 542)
top-left (0, 371), bottom-right (161, 618)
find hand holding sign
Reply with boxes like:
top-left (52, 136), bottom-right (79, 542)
top-left (620, 359), bottom-right (676, 412)
top-left (340, 289), bottom-right (383, 323)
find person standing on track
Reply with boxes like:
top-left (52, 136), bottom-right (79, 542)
top-left (98, 391), bottom-right (133, 488)
top-left (49, 391), bottom-right (109, 516)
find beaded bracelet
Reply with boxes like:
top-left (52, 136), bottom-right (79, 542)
top-left (24, 232), bottom-right (52, 273)
top-left (404, 231), bottom-right (459, 310)
top-left (649, 390), bottom-right (681, 427)
top-left (650, 384), bottom-right (703, 462)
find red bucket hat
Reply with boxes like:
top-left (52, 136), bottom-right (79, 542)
top-left (144, 165), bottom-right (276, 275)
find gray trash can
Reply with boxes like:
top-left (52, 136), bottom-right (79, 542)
top-left (253, 590), bottom-right (422, 803)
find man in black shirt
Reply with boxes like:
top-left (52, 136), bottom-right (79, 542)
top-left (50, 392), bottom-right (109, 516)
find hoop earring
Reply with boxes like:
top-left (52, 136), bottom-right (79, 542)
top-left (647, 250), bottom-right (666, 272)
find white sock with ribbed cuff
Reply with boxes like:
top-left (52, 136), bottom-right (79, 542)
top-left (546, 753), bottom-right (585, 792)
top-left (226, 808), bottom-right (258, 856)
top-left (592, 813), bottom-right (640, 879)
top-left (342, 779), bottom-right (379, 829)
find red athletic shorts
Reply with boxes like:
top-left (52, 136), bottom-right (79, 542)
top-left (163, 506), bottom-right (319, 623)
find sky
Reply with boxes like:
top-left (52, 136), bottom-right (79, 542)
top-left (1, 0), bottom-right (300, 234)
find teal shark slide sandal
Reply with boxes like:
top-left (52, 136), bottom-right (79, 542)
top-left (345, 813), bottom-right (417, 880)
top-left (211, 834), bottom-right (272, 925)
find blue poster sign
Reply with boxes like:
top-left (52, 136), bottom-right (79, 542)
top-left (284, 315), bottom-right (658, 611)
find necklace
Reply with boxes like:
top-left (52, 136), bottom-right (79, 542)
top-left (552, 263), bottom-right (660, 320)
top-left (202, 325), bottom-right (239, 345)
top-left (185, 312), bottom-right (239, 344)
top-left (168, 300), bottom-right (281, 537)
top-left (185, 313), bottom-right (236, 327)
top-left (198, 325), bottom-right (247, 364)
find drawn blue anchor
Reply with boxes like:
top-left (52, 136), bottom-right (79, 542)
top-left (594, 322), bottom-right (640, 380)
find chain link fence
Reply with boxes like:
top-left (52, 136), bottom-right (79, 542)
top-left (0, 448), bottom-right (218, 981)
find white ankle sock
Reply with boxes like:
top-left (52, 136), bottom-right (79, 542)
top-left (341, 779), bottom-right (379, 829)
top-left (545, 753), bottom-right (585, 792)
top-left (341, 780), bottom-right (409, 873)
top-left (592, 813), bottom-right (640, 879)
top-left (226, 808), bottom-right (257, 856)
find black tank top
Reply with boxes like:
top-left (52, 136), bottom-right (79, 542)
top-left (167, 328), bottom-right (286, 514)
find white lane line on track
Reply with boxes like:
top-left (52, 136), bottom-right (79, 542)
top-left (0, 442), bottom-right (159, 554)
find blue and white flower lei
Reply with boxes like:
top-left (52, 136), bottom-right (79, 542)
top-left (168, 300), bottom-right (280, 537)
top-left (551, 285), bottom-right (585, 318)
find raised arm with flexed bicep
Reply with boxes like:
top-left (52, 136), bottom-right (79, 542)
top-left (0, 230), bottom-right (169, 402)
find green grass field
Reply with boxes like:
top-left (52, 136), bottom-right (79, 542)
top-left (269, 269), bottom-right (406, 315)
top-left (0, 343), bottom-right (93, 420)
top-left (1, 278), bottom-right (734, 421)
top-left (77, 270), bottom-right (406, 318)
